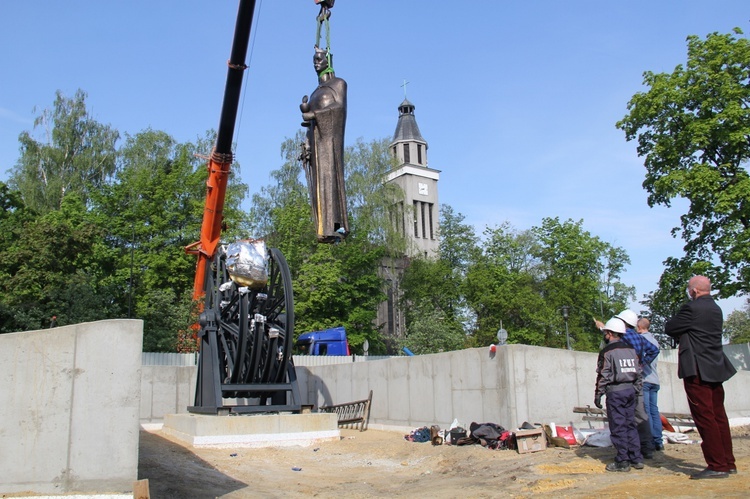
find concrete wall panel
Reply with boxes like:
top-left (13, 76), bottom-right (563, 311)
top-left (68, 323), bottom-right (142, 488)
top-left (1, 329), bottom-right (77, 489)
top-left (0, 320), bottom-right (142, 495)
top-left (432, 356), bottom-right (454, 425)
top-left (364, 359), bottom-right (390, 421)
top-left (408, 355), bottom-right (435, 424)
top-left (350, 362), bottom-right (372, 408)
top-left (141, 344), bottom-right (750, 435)
top-left (386, 358), bottom-right (410, 423)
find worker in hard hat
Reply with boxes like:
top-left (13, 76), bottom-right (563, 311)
top-left (595, 309), bottom-right (658, 459)
top-left (594, 317), bottom-right (644, 472)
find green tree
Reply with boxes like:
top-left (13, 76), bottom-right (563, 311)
top-left (0, 182), bottom-right (36, 333)
top-left (724, 299), bottom-right (750, 344)
top-left (294, 239), bottom-right (386, 353)
top-left (398, 304), bottom-right (466, 355)
top-left (400, 206), bottom-right (478, 341)
top-left (617, 28), bottom-right (750, 299)
top-left (9, 90), bottom-right (119, 213)
top-left (247, 132), bottom-right (317, 273)
top-left (464, 223), bottom-right (548, 347)
top-left (639, 256), bottom-right (713, 342)
top-left (345, 137), bottom-right (405, 253)
top-left (0, 194), bottom-right (111, 331)
top-left (248, 136), bottom-right (401, 355)
top-left (93, 129), bottom-right (248, 351)
top-left (438, 205), bottom-right (481, 271)
top-left (463, 218), bottom-right (633, 351)
top-left (533, 217), bottom-right (633, 351)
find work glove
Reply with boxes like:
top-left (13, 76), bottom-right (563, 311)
top-left (594, 395), bottom-right (602, 409)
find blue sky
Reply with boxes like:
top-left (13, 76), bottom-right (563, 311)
top-left (1, 1), bottom-right (749, 320)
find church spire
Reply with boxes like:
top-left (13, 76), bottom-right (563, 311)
top-left (391, 99), bottom-right (427, 167)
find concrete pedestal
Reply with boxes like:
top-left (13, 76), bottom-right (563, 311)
top-left (163, 413), bottom-right (340, 448)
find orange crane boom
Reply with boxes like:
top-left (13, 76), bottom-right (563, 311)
top-left (186, 0), bottom-right (257, 301)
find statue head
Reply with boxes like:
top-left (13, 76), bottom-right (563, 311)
top-left (313, 46), bottom-right (334, 76)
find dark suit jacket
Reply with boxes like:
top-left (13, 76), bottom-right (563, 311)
top-left (665, 295), bottom-right (736, 382)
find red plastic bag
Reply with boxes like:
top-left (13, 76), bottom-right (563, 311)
top-left (555, 426), bottom-right (578, 446)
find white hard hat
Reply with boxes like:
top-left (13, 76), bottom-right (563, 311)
top-left (603, 317), bottom-right (626, 335)
top-left (615, 309), bottom-right (638, 328)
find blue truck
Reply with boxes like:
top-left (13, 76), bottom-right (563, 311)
top-left (294, 326), bottom-right (350, 356)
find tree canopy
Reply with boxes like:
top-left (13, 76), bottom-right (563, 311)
top-left (0, 91), bottom-right (246, 347)
top-left (400, 214), bottom-right (633, 353)
top-left (9, 90), bottom-right (119, 214)
top-left (724, 298), bottom-right (750, 344)
top-left (3, 90), bottom-right (639, 356)
top-left (617, 28), bottom-right (750, 312)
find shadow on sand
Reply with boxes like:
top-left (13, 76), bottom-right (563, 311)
top-left (138, 430), bottom-right (248, 498)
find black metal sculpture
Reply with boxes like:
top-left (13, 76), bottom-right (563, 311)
top-left (188, 0), bottom-right (300, 415)
top-left (189, 0), bottom-right (349, 415)
top-left (300, 1), bottom-right (349, 243)
top-left (190, 243), bottom-right (300, 414)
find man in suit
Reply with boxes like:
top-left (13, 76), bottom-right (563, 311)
top-left (665, 275), bottom-right (737, 479)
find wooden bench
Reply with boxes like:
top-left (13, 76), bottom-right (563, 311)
top-left (573, 406), bottom-right (608, 425)
top-left (320, 390), bottom-right (372, 431)
top-left (659, 412), bottom-right (697, 429)
top-left (572, 406), bottom-right (696, 428)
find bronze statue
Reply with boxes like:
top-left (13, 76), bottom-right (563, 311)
top-left (300, 45), bottom-right (349, 243)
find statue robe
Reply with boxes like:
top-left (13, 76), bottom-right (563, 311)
top-left (303, 74), bottom-right (349, 243)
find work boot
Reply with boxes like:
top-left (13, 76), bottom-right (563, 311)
top-left (630, 461), bottom-right (644, 470)
top-left (605, 461), bottom-right (631, 472)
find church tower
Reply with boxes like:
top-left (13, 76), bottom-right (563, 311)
top-left (386, 99), bottom-right (440, 258)
top-left (378, 98), bottom-right (441, 350)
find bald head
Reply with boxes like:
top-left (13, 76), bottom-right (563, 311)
top-left (688, 275), bottom-right (712, 299)
top-left (637, 317), bottom-right (650, 333)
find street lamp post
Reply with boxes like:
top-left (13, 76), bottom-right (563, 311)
top-left (560, 306), bottom-right (571, 350)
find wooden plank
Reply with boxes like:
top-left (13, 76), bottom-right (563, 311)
top-left (573, 407), bottom-right (696, 428)
top-left (133, 479), bottom-right (150, 499)
top-left (582, 416), bottom-right (607, 422)
top-left (573, 406), bottom-right (605, 415)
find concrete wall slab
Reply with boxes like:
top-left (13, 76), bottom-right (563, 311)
top-left (143, 344), bottom-right (750, 436)
top-left (0, 320), bottom-right (143, 496)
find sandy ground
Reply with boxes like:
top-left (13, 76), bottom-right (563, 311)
top-left (138, 425), bottom-right (750, 498)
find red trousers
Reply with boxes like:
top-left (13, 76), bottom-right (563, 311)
top-left (683, 375), bottom-right (735, 472)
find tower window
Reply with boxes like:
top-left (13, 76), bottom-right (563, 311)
top-left (400, 202), bottom-right (405, 236)
top-left (428, 203), bottom-right (434, 239)
top-left (417, 144), bottom-right (423, 165)
top-left (413, 201), bottom-right (419, 237)
top-left (392, 202), bottom-right (405, 236)
top-left (403, 144), bottom-right (410, 163)
top-left (421, 202), bottom-right (426, 239)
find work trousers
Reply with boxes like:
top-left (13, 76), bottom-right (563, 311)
top-left (684, 375), bottom-right (735, 472)
top-left (606, 386), bottom-right (642, 463)
top-left (634, 390), bottom-right (655, 454)
top-left (642, 382), bottom-right (663, 448)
